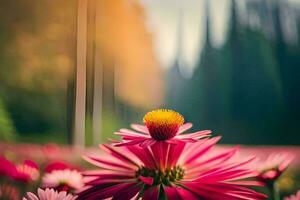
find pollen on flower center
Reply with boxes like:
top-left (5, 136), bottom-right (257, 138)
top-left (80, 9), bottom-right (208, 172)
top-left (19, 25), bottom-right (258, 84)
top-left (143, 109), bottom-right (184, 140)
top-left (136, 166), bottom-right (185, 186)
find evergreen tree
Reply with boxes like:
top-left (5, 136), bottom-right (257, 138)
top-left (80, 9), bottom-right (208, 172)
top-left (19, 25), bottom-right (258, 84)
top-left (188, 0), bottom-right (222, 131)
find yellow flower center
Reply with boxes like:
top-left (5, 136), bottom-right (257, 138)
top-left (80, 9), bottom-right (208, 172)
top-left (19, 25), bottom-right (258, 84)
top-left (143, 109), bottom-right (184, 140)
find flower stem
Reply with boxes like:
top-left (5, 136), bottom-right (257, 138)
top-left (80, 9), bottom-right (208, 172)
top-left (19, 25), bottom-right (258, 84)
top-left (268, 181), bottom-right (280, 200)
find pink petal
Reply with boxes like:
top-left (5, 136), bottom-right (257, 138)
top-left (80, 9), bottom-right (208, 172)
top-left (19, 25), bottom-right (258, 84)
top-left (112, 183), bottom-right (142, 200)
top-left (126, 146), bottom-right (157, 169)
top-left (226, 180), bottom-right (265, 187)
top-left (164, 187), bottom-right (181, 200)
top-left (131, 124), bottom-right (149, 134)
top-left (101, 144), bottom-right (139, 167)
top-left (26, 192), bottom-right (39, 200)
top-left (139, 139), bottom-right (156, 148)
top-left (150, 141), bottom-right (170, 170)
top-left (23, 160), bottom-right (39, 170)
top-left (83, 169), bottom-right (134, 177)
top-left (176, 130), bottom-right (211, 140)
top-left (194, 157), bottom-right (257, 182)
top-left (87, 177), bottom-right (135, 185)
top-left (183, 137), bottom-right (221, 165)
top-left (83, 155), bottom-right (136, 172)
top-left (186, 147), bottom-right (239, 174)
top-left (182, 182), bottom-right (267, 200)
top-left (78, 183), bottom-right (137, 200)
top-left (164, 186), bottom-right (198, 200)
top-left (279, 155), bottom-right (294, 172)
top-left (177, 123), bottom-right (193, 134)
top-left (114, 131), bottom-right (150, 139)
top-left (114, 139), bottom-right (148, 147)
top-left (143, 186), bottom-right (159, 200)
top-left (167, 141), bottom-right (186, 167)
top-left (119, 129), bottom-right (144, 135)
top-left (176, 187), bottom-right (199, 200)
top-left (139, 176), bottom-right (153, 185)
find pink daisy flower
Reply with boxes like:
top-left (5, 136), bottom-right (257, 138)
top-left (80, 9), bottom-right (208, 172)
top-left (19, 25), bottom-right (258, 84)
top-left (78, 137), bottom-right (267, 200)
top-left (255, 153), bottom-right (294, 183)
top-left (44, 161), bottom-right (74, 173)
top-left (42, 169), bottom-right (84, 192)
top-left (284, 190), bottom-right (300, 200)
top-left (0, 156), bottom-right (39, 183)
top-left (23, 188), bottom-right (76, 200)
top-left (114, 109), bottom-right (211, 147)
top-left (14, 160), bottom-right (39, 183)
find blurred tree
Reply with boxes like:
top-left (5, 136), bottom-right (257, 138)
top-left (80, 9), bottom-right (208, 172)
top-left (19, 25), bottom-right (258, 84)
top-left (218, 0), bottom-right (284, 143)
top-left (166, 9), bottom-right (189, 116)
top-left (85, 0), bottom-right (165, 143)
top-left (271, 0), bottom-right (300, 140)
top-left (0, 0), bottom-right (77, 141)
top-left (93, 0), bottom-right (164, 110)
top-left (167, 0), bottom-right (300, 145)
top-left (0, 0), bottom-right (164, 144)
top-left (187, 0), bottom-right (222, 130)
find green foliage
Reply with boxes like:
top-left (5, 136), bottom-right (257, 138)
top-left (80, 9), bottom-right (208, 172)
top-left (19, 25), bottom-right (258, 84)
top-left (102, 110), bottom-right (122, 143)
top-left (0, 0), bottom-right (76, 143)
top-left (0, 98), bottom-right (16, 141)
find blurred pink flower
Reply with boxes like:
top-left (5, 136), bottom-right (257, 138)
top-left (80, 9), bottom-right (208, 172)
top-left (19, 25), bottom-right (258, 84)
top-left (0, 142), bottom-right (83, 165)
top-left (114, 109), bottom-right (211, 147)
top-left (44, 161), bottom-right (76, 173)
top-left (284, 190), bottom-right (300, 200)
top-left (14, 160), bottom-right (39, 183)
top-left (23, 188), bottom-right (76, 200)
top-left (0, 156), bottom-right (39, 183)
top-left (78, 137), bottom-right (267, 200)
top-left (0, 156), bottom-right (16, 178)
top-left (42, 169), bottom-right (84, 192)
top-left (255, 153), bottom-right (293, 183)
top-left (0, 184), bottom-right (19, 200)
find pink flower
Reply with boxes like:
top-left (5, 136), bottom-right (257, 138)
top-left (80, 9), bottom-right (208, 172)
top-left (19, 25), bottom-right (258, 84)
top-left (42, 169), bottom-right (84, 192)
top-left (0, 156), bottom-right (16, 178)
top-left (285, 190), bottom-right (300, 200)
top-left (114, 109), bottom-right (211, 147)
top-left (0, 156), bottom-right (39, 183)
top-left (14, 160), bottom-right (39, 183)
top-left (78, 137), bottom-right (267, 200)
top-left (255, 153), bottom-right (293, 183)
top-left (44, 161), bottom-right (73, 173)
top-left (23, 188), bottom-right (76, 200)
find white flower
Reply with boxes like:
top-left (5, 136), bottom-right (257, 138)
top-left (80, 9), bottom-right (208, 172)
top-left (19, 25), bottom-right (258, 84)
top-left (42, 169), bottom-right (83, 191)
top-left (23, 188), bottom-right (76, 200)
